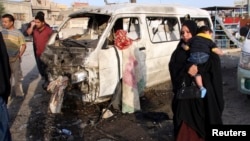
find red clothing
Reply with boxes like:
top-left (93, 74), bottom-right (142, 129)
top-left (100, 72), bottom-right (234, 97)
top-left (33, 26), bottom-right (52, 57)
top-left (114, 30), bottom-right (132, 50)
top-left (176, 121), bottom-right (204, 141)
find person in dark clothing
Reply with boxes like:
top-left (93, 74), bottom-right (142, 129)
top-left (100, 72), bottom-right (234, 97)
top-left (0, 32), bottom-right (12, 141)
top-left (169, 20), bottom-right (224, 141)
top-left (182, 25), bottom-right (223, 98)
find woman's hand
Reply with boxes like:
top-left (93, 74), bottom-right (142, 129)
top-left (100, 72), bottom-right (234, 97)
top-left (188, 64), bottom-right (198, 76)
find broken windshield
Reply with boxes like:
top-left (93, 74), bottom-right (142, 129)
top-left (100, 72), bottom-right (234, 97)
top-left (58, 14), bottom-right (110, 42)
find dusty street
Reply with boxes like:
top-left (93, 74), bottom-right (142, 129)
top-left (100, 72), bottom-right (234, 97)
top-left (7, 42), bottom-right (250, 141)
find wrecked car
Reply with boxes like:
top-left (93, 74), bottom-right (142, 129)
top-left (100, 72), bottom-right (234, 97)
top-left (41, 3), bottom-right (213, 113)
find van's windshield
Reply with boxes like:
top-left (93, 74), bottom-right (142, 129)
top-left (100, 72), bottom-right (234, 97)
top-left (57, 14), bottom-right (110, 48)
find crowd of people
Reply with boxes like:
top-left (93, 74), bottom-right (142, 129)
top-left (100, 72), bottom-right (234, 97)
top-left (0, 11), bottom-right (52, 141)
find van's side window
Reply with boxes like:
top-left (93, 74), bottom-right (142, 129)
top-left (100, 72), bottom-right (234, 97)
top-left (108, 17), bottom-right (141, 45)
top-left (180, 18), bottom-right (210, 28)
top-left (126, 18), bottom-right (141, 40)
top-left (108, 18), bottom-right (123, 45)
top-left (146, 17), bottom-right (180, 43)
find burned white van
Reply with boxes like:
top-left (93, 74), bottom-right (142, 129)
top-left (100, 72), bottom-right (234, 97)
top-left (41, 3), bottom-right (212, 113)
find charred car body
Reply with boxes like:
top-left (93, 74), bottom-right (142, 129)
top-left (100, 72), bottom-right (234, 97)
top-left (41, 3), bottom-right (213, 111)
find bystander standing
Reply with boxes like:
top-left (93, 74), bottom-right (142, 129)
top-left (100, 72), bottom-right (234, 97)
top-left (26, 11), bottom-right (52, 89)
top-left (1, 13), bottom-right (26, 98)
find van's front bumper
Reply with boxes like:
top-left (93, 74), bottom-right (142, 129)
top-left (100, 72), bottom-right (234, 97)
top-left (237, 67), bottom-right (250, 94)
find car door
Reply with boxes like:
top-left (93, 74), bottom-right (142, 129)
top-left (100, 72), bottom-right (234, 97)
top-left (98, 16), bottom-right (146, 96)
top-left (143, 16), bottom-right (180, 87)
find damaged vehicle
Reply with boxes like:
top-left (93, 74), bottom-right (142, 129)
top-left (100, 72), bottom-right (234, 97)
top-left (237, 26), bottom-right (250, 98)
top-left (40, 3), bottom-right (213, 113)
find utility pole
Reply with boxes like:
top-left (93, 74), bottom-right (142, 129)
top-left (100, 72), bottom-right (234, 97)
top-left (130, 0), bottom-right (136, 3)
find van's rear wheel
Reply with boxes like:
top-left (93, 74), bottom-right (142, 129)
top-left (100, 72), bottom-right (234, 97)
top-left (111, 80), bottom-right (122, 111)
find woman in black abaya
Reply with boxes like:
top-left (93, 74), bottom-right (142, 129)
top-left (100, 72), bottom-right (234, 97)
top-left (169, 20), bottom-right (224, 141)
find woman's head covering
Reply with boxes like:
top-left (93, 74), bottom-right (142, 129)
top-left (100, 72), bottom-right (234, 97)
top-left (240, 26), bottom-right (249, 37)
top-left (182, 20), bottom-right (197, 36)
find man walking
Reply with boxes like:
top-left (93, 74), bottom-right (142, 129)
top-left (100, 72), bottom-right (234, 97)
top-left (1, 14), bottom-right (26, 98)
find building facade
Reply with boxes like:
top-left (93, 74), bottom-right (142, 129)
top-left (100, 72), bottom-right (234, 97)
top-left (1, 0), bottom-right (68, 29)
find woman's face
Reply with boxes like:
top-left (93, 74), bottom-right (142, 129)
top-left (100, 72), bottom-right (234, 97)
top-left (181, 25), bottom-right (193, 43)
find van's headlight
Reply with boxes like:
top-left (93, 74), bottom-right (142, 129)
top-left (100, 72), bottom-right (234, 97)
top-left (71, 71), bottom-right (87, 84)
top-left (239, 52), bottom-right (250, 70)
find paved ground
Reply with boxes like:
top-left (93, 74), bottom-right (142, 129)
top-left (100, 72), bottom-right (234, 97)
top-left (7, 42), bottom-right (46, 141)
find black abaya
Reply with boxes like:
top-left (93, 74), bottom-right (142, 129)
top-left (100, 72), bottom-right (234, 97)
top-left (169, 40), bottom-right (224, 139)
top-left (0, 32), bottom-right (11, 103)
